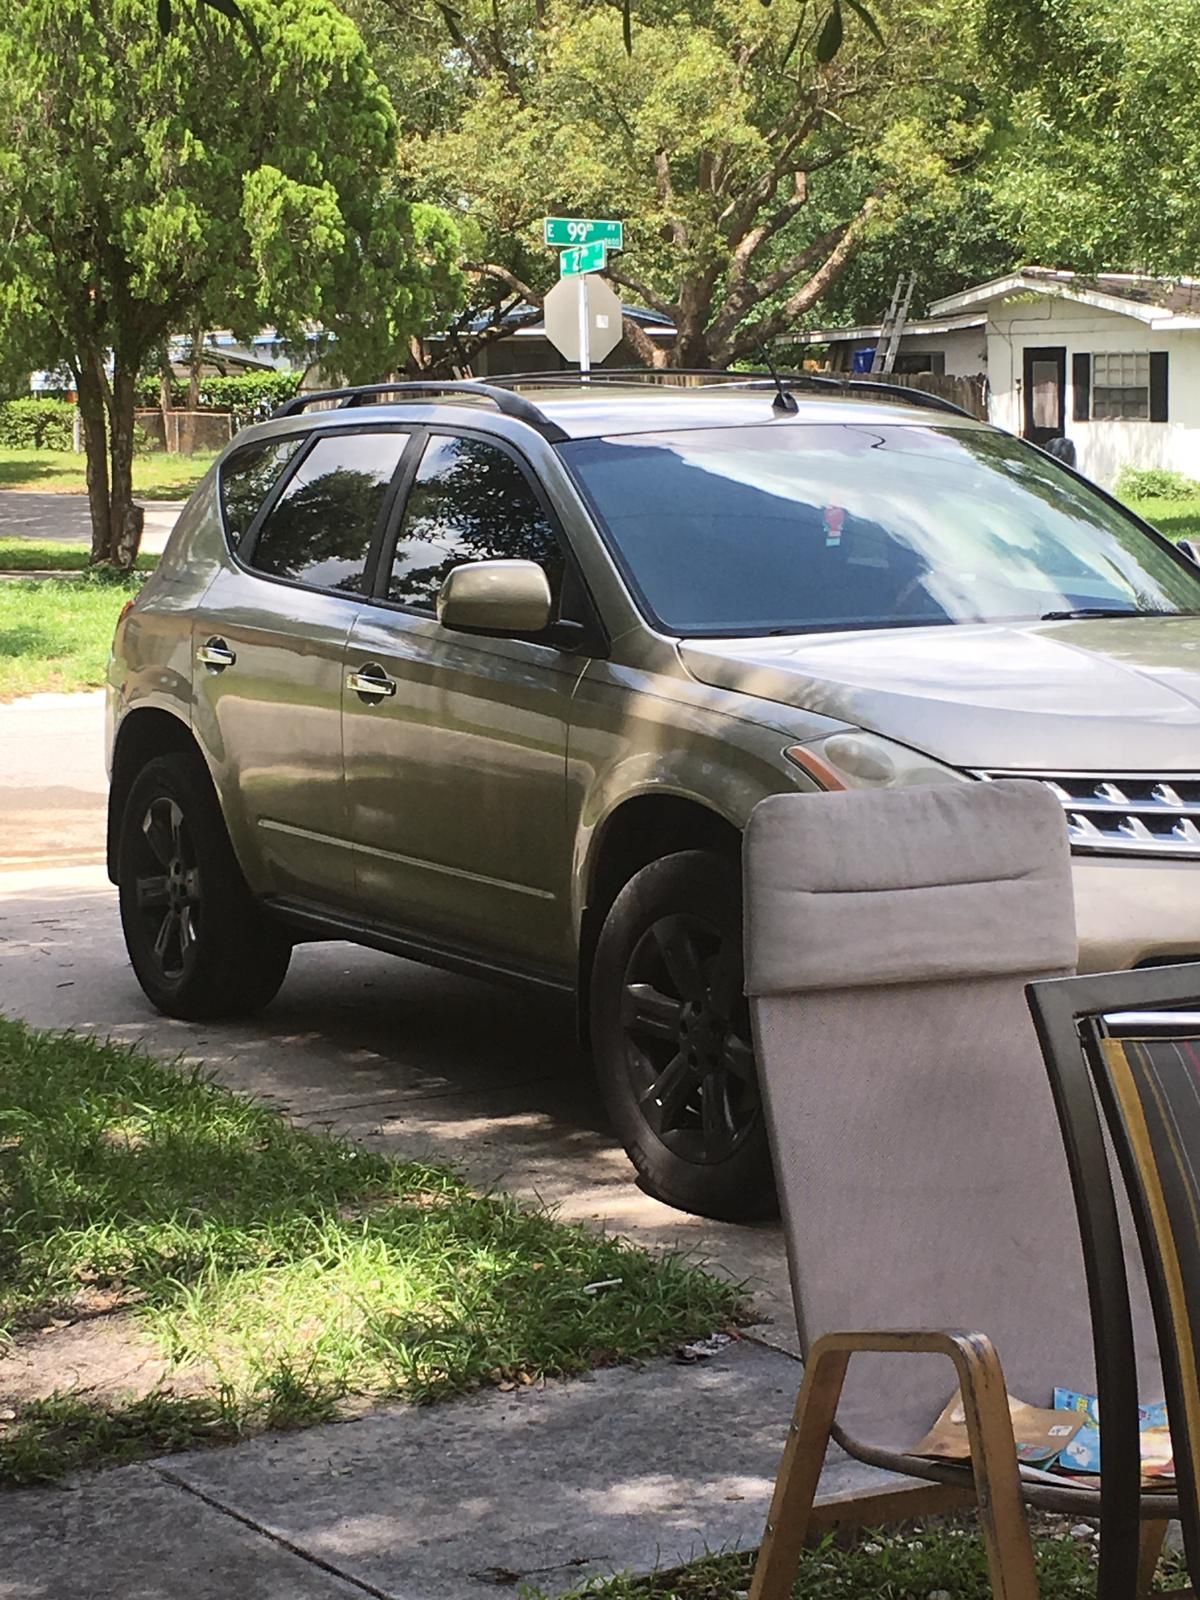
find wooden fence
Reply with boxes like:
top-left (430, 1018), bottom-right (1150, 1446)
top-left (875, 372), bottom-right (990, 420)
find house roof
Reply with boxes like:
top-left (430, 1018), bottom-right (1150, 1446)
top-left (791, 312), bottom-right (985, 346)
top-left (930, 267), bottom-right (1200, 329)
top-left (446, 300), bottom-right (675, 339)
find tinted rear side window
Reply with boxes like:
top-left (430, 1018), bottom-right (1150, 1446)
top-left (218, 436), bottom-right (304, 549)
top-left (386, 434), bottom-right (564, 611)
top-left (250, 431), bottom-right (409, 593)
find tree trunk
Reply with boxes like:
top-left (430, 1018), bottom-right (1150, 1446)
top-left (187, 326), bottom-right (203, 412)
top-left (107, 358), bottom-right (144, 570)
top-left (75, 359), bottom-right (113, 565)
top-left (620, 314), bottom-right (669, 369)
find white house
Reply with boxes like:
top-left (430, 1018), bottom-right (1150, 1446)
top-left (927, 268), bottom-right (1200, 488)
top-left (791, 312), bottom-right (988, 378)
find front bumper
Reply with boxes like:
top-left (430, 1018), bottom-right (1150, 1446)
top-left (1073, 852), bottom-right (1200, 971)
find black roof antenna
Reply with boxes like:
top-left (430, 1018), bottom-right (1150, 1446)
top-left (761, 348), bottom-right (798, 413)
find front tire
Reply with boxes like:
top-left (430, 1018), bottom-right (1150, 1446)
top-left (589, 849), bottom-right (777, 1222)
top-left (118, 752), bottom-right (291, 1020)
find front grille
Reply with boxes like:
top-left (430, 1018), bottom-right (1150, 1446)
top-left (976, 771), bottom-right (1200, 858)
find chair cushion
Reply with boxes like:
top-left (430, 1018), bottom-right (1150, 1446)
top-left (744, 779), bottom-right (1076, 996)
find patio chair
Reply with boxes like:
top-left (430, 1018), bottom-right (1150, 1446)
top-left (1029, 963), bottom-right (1200, 1593)
top-left (741, 780), bottom-right (1170, 1600)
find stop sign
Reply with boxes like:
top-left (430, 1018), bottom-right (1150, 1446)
top-left (543, 276), bottom-right (624, 365)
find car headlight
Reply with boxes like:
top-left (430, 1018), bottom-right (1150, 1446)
top-left (784, 731), bottom-right (969, 791)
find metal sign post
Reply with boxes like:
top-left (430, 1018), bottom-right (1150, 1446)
top-left (577, 275), bottom-right (591, 376)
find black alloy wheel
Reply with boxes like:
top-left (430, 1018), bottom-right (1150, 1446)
top-left (621, 911), bottom-right (759, 1166)
top-left (128, 793), bottom-right (203, 986)
top-left (590, 849), bottom-right (777, 1221)
top-left (118, 752), bottom-right (292, 1020)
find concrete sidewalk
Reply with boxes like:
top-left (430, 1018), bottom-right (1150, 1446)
top-left (0, 1342), bottom-right (911, 1600)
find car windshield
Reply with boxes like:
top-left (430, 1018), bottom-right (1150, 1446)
top-left (560, 422), bottom-right (1200, 636)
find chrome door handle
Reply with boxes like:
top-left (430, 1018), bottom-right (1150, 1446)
top-left (197, 638), bottom-right (236, 671)
top-left (347, 665), bottom-right (397, 700)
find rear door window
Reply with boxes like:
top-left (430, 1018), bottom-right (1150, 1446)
top-left (218, 435), bottom-right (304, 549)
top-left (248, 430), bottom-right (410, 594)
top-left (384, 434), bottom-right (565, 612)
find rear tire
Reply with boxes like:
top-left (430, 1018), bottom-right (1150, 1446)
top-left (589, 849), bottom-right (777, 1222)
top-left (118, 751), bottom-right (291, 1020)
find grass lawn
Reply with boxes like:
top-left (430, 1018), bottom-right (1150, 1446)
top-left (531, 1522), bottom-right (1186, 1599)
top-left (0, 1017), bottom-right (743, 1485)
top-left (0, 447), bottom-right (217, 498)
top-left (1129, 496), bottom-right (1200, 545)
top-left (0, 538), bottom-right (157, 573)
top-left (0, 572), bottom-right (143, 699)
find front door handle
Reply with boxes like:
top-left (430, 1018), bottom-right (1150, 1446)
top-left (347, 664), bottom-right (397, 701)
top-left (197, 637), bottom-right (236, 671)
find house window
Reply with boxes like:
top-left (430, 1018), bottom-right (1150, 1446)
top-left (894, 351), bottom-right (946, 376)
top-left (1092, 352), bottom-right (1150, 419)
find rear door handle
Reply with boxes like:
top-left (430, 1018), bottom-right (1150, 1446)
top-left (347, 665), bottom-right (397, 701)
top-left (197, 637), bottom-right (236, 671)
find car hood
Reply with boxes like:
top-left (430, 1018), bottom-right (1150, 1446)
top-left (679, 616), bottom-right (1200, 769)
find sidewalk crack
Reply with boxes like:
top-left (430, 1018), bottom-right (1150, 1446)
top-left (150, 1463), bottom-right (395, 1598)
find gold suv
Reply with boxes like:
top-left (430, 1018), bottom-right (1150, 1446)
top-left (107, 375), bottom-right (1200, 1220)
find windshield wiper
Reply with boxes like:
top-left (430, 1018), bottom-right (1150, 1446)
top-left (1040, 607), bottom-right (1142, 621)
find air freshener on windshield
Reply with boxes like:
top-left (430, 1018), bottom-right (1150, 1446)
top-left (823, 505), bottom-right (845, 547)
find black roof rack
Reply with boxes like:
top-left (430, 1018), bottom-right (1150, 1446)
top-left (271, 381), bottom-right (569, 443)
top-left (488, 367), bottom-right (974, 418)
top-left (725, 374), bottom-right (974, 418)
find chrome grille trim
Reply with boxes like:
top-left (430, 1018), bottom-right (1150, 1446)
top-left (974, 771), bottom-right (1200, 859)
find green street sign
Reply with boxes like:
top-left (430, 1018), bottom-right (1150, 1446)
top-left (544, 217), bottom-right (624, 250)
top-left (559, 240), bottom-right (608, 277)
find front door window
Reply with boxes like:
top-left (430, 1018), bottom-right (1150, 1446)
top-left (1023, 347), bottom-right (1066, 446)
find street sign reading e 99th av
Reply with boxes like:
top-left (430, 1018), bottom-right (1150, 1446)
top-left (543, 217), bottom-right (624, 250)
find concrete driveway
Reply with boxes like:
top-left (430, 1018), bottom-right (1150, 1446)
top-left (0, 691), bottom-right (797, 1348)
top-left (0, 491), bottom-right (183, 553)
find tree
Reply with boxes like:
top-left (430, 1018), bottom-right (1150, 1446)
top-left (981, 0), bottom-right (1200, 276)
top-left (0, 0), bottom-right (463, 567)
top-left (367, 0), bottom-right (985, 370)
top-left (794, 184), bottom-right (1019, 335)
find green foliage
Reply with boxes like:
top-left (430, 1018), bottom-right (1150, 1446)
top-left (1115, 466), bottom-right (1200, 503)
top-left (0, 0), bottom-right (465, 562)
top-left (981, 0), bottom-right (1200, 274)
top-left (372, 0), bottom-right (986, 368)
top-left (530, 1518), bottom-right (1189, 1599)
top-left (0, 1015), bottom-right (744, 1476)
top-left (0, 399), bottom-right (74, 452)
top-left (134, 370), bottom-right (302, 430)
top-left (0, 1393), bottom-right (240, 1487)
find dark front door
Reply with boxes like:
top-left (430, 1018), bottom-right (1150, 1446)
top-left (1023, 346), bottom-right (1067, 445)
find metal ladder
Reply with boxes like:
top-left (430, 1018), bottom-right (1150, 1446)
top-left (869, 272), bottom-right (916, 375)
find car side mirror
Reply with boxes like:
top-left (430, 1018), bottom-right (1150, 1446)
top-left (437, 559), bottom-right (553, 637)
top-left (1178, 539), bottom-right (1200, 566)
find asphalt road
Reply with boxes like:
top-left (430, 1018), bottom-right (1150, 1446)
top-left (0, 490), bottom-right (182, 551)
top-left (0, 691), bottom-right (797, 1349)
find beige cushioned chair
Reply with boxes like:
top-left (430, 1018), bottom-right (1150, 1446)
top-left (742, 781), bottom-right (1166, 1600)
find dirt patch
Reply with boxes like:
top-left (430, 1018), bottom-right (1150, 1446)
top-left (0, 1311), bottom-right (208, 1408)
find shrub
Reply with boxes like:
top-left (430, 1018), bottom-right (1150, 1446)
top-left (1115, 466), bottom-right (1200, 502)
top-left (0, 398), bottom-right (75, 451)
top-left (134, 370), bottom-right (303, 430)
